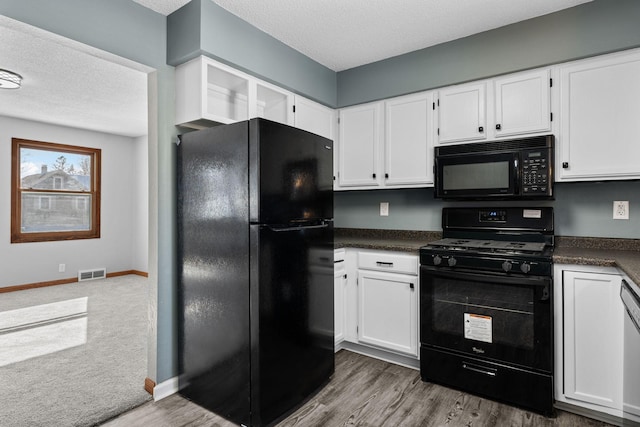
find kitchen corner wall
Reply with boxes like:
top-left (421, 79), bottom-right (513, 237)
top-left (334, 180), bottom-right (640, 239)
top-left (166, 0), bottom-right (337, 107)
top-left (337, 0), bottom-right (640, 107)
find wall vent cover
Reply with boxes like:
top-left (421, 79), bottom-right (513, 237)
top-left (78, 268), bottom-right (107, 282)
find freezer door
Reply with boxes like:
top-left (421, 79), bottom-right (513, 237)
top-left (249, 118), bottom-right (333, 224)
top-left (177, 121), bottom-right (252, 426)
top-left (249, 222), bottom-right (335, 426)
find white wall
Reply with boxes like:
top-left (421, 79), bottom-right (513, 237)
top-left (0, 116), bottom-right (148, 288)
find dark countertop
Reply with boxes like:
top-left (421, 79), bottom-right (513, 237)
top-left (335, 228), bottom-right (640, 285)
top-left (554, 237), bottom-right (640, 285)
top-left (334, 229), bottom-right (441, 253)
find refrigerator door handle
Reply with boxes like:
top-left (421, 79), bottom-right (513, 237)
top-left (266, 222), bottom-right (330, 232)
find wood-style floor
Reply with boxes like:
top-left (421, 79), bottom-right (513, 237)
top-left (101, 350), bottom-right (613, 427)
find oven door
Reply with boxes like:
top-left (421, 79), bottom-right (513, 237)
top-left (420, 267), bottom-right (552, 373)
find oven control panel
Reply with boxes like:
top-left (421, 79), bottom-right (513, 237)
top-left (420, 252), bottom-right (552, 277)
top-left (479, 210), bottom-right (507, 222)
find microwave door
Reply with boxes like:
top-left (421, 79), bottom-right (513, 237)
top-left (436, 152), bottom-right (518, 199)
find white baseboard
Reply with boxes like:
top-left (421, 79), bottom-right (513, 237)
top-left (337, 341), bottom-right (420, 370)
top-left (153, 376), bottom-right (179, 401)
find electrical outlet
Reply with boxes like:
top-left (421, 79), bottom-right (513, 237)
top-left (613, 201), bottom-right (629, 220)
top-left (380, 202), bottom-right (389, 217)
top-left (59, 264), bottom-right (66, 273)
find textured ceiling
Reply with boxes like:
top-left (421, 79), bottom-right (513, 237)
top-left (0, 17), bottom-right (149, 138)
top-left (135, 0), bottom-right (592, 71)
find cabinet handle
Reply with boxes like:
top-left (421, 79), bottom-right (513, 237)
top-left (495, 124), bottom-right (501, 130)
top-left (385, 173), bottom-right (389, 179)
top-left (409, 283), bottom-right (414, 289)
top-left (478, 126), bottom-right (484, 133)
top-left (372, 173), bottom-right (376, 178)
top-left (562, 162), bottom-right (569, 169)
top-left (376, 261), bottom-right (393, 267)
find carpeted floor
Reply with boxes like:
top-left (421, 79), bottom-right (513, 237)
top-left (0, 275), bottom-right (151, 427)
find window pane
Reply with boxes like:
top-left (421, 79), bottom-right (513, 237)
top-left (21, 192), bottom-right (92, 232)
top-left (20, 148), bottom-right (91, 191)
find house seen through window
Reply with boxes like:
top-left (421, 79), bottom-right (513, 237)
top-left (11, 138), bottom-right (101, 243)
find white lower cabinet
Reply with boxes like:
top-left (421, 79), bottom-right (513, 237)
top-left (356, 250), bottom-right (419, 357)
top-left (357, 269), bottom-right (418, 356)
top-left (555, 265), bottom-right (625, 418)
top-left (334, 249), bottom-right (347, 346)
top-left (336, 248), bottom-right (421, 366)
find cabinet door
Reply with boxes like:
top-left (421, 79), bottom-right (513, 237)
top-left (559, 50), bottom-right (640, 180)
top-left (562, 270), bottom-right (624, 409)
top-left (494, 69), bottom-right (551, 137)
top-left (357, 270), bottom-right (418, 356)
top-left (385, 92), bottom-right (434, 186)
top-left (334, 265), bottom-right (347, 346)
top-left (338, 102), bottom-right (383, 188)
top-left (294, 96), bottom-right (335, 140)
top-left (253, 81), bottom-right (294, 126)
top-left (437, 82), bottom-right (486, 144)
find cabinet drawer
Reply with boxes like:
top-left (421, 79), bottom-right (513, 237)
top-left (358, 251), bottom-right (418, 275)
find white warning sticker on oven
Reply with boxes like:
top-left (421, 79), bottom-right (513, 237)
top-left (464, 313), bottom-right (493, 343)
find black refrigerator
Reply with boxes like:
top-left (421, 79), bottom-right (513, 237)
top-left (177, 118), bottom-right (335, 427)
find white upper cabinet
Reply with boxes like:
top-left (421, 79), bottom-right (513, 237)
top-left (558, 49), bottom-right (640, 181)
top-left (384, 92), bottom-right (434, 186)
top-left (437, 81), bottom-right (487, 144)
top-left (175, 55), bottom-right (293, 129)
top-left (337, 102), bottom-right (383, 188)
top-left (293, 95), bottom-right (335, 141)
top-left (336, 93), bottom-right (434, 190)
top-left (254, 81), bottom-right (294, 125)
top-left (494, 69), bottom-right (552, 137)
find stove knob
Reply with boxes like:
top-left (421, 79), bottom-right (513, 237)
top-left (502, 261), bottom-right (513, 272)
top-left (521, 263), bottom-right (531, 274)
top-left (448, 257), bottom-right (457, 267)
top-left (433, 255), bottom-right (442, 266)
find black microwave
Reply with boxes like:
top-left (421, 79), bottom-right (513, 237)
top-left (434, 135), bottom-right (554, 200)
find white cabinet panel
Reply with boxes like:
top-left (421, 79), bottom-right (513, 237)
top-left (437, 82), bottom-right (487, 143)
top-left (385, 92), bottom-right (434, 186)
top-left (559, 49), bottom-right (640, 180)
top-left (334, 250), bottom-right (347, 346)
top-left (357, 269), bottom-right (418, 356)
top-left (338, 102), bottom-right (383, 188)
top-left (494, 69), bottom-right (551, 137)
top-left (294, 96), bottom-right (335, 140)
top-left (562, 269), bottom-right (624, 410)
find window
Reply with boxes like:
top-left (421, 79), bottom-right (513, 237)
top-left (11, 138), bottom-right (101, 243)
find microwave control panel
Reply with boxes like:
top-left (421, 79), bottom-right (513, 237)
top-left (522, 149), bottom-right (551, 195)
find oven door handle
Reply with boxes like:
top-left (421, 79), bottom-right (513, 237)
top-left (462, 361), bottom-right (497, 377)
top-left (421, 268), bottom-right (551, 287)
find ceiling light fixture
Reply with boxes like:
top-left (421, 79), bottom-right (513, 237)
top-left (0, 69), bottom-right (23, 89)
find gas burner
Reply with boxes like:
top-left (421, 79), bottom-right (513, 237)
top-left (426, 238), bottom-right (547, 255)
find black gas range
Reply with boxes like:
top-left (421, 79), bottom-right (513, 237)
top-left (419, 207), bottom-right (555, 417)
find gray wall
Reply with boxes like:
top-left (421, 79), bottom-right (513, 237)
top-left (335, 180), bottom-right (640, 239)
top-left (337, 0), bottom-right (640, 107)
top-left (0, 0), bottom-right (177, 384)
top-left (167, 0), bottom-right (337, 107)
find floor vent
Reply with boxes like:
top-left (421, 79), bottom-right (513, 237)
top-left (78, 268), bottom-right (107, 282)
